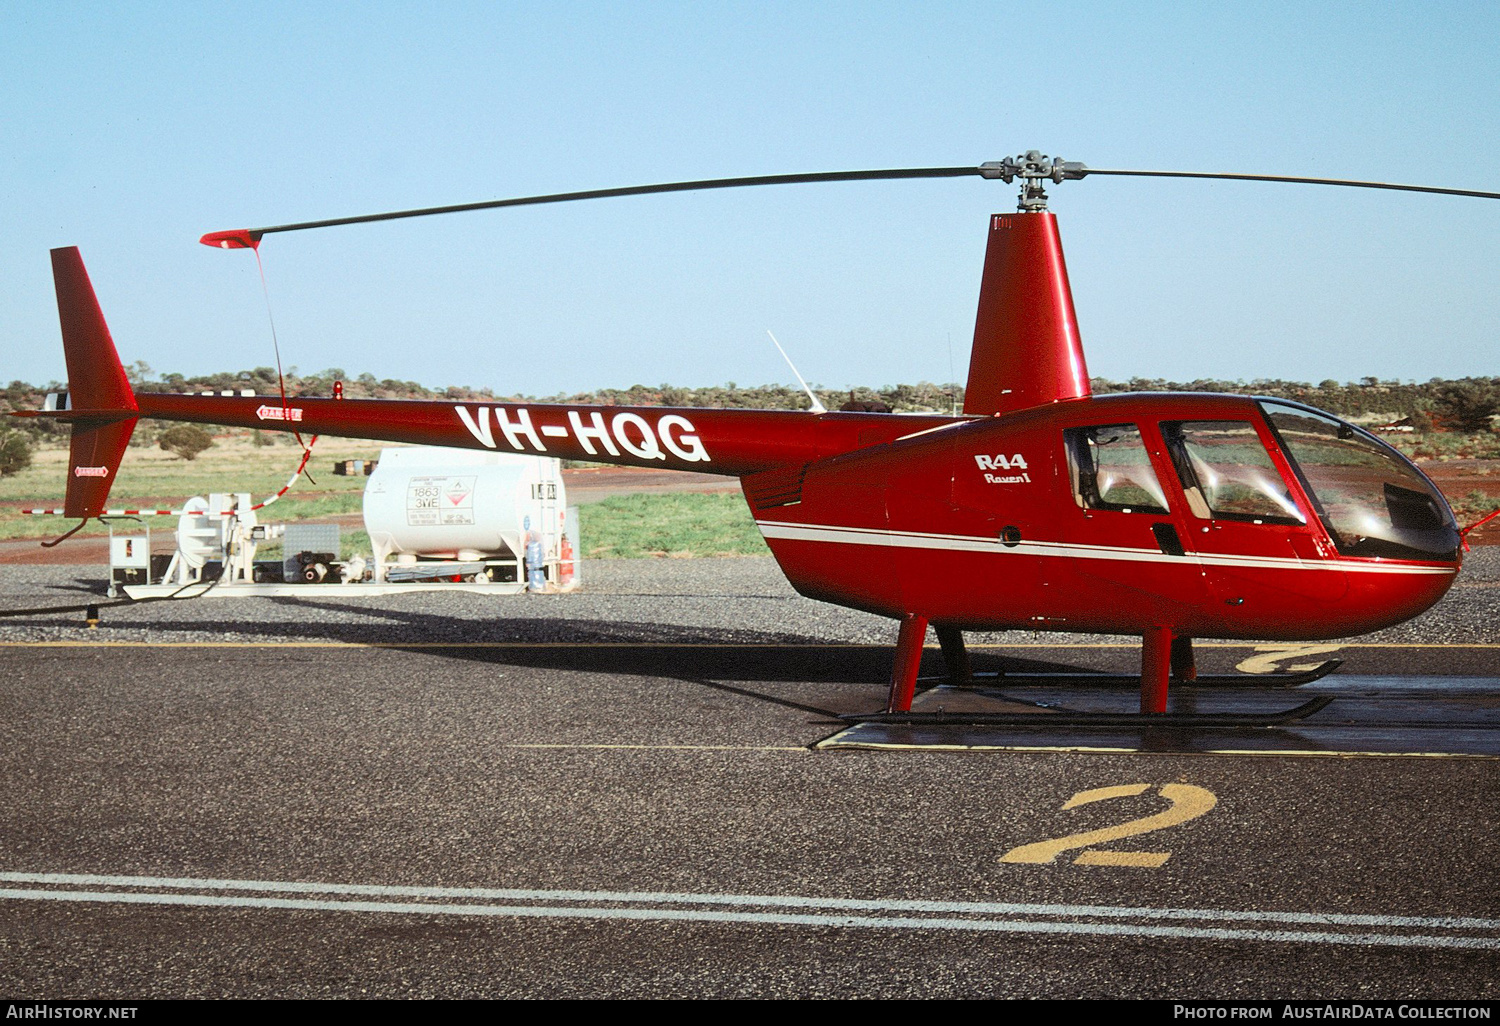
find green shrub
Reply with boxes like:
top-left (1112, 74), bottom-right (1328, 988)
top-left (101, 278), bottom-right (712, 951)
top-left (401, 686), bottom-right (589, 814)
top-left (0, 432), bottom-right (32, 476)
top-left (158, 424), bottom-right (215, 461)
top-left (1434, 381), bottom-right (1500, 434)
top-left (1454, 490), bottom-right (1498, 519)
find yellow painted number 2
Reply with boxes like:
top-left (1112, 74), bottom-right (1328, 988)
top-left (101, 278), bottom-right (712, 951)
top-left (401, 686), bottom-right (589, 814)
top-left (1000, 783), bottom-right (1217, 868)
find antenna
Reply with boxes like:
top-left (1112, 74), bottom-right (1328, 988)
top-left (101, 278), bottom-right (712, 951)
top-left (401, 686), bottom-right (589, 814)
top-left (766, 330), bottom-right (827, 414)
top-left (947, 331), bottom-right (957, 415)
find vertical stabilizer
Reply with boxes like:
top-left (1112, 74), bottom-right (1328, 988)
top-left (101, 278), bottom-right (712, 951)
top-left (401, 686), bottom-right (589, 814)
top-left (50, 247), bottom-right (138, 518)
top-left (963, 212), bottom-right (1090, 417)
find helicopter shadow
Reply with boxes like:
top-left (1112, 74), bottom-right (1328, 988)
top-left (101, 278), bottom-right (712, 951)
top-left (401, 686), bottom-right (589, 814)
top-left (79, 593), bottom-right (1117, 719)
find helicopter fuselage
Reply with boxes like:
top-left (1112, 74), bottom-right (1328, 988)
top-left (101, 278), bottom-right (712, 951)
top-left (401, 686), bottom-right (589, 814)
top-left (751, 392), bottom-right (1460, 641)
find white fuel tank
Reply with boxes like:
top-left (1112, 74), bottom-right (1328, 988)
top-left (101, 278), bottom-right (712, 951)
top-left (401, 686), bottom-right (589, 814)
top-left (362, 447), bottom-right (566, 560)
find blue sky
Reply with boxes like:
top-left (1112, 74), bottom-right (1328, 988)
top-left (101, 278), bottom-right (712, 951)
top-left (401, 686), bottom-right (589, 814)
top-left (3, 1), bottom-right (1497, 397)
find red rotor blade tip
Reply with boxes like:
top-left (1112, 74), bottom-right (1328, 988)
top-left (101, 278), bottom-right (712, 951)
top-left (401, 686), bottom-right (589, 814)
top-left (198, 229), bottom-right (261, 250)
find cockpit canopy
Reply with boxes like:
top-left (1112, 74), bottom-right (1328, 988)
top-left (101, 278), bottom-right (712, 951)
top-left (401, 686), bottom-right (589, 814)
top-left (1258, 401), bottom-right (1459, 561)
top-left (1062, 398), bottom-right (1459, 562)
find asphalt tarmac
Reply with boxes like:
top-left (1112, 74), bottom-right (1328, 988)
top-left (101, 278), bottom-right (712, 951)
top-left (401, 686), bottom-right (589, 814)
top-left (0, 556), bottom-right (1496, 999)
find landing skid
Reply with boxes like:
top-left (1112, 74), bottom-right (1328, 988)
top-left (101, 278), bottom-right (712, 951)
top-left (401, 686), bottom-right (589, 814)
top-left (929, 659), bottom-right (1343, 691)
top-left (843, 694), bottom-right (1336, 729)
top-left (886, 627), bottom-right (1343, 718)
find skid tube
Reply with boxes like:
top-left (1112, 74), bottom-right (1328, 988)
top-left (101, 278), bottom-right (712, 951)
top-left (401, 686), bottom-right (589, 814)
top-left (927, 659), bottom-right (1344, 691)
top-left (841, 694), bottom-right (1336, 729)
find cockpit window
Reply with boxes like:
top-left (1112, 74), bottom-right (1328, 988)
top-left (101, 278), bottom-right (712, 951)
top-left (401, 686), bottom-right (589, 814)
top-left (1160, 421), bottom-right (1304, 524)
top-left (1259, 401), bottom-right (1459, 561)
top-left (1064, 424), bottom-right (1169, 514)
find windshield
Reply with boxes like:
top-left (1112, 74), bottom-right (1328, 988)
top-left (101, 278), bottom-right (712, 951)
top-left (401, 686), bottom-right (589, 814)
top-left (1259, 401), bottom-right (1459, 561)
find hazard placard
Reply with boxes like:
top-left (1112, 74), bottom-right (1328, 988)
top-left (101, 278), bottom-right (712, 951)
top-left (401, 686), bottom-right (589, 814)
top-left (407, 475), bottom-right (476, 527)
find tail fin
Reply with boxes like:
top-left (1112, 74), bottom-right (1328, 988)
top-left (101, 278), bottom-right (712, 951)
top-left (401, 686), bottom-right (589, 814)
top-left (50, 247), bottom-right (138, 518)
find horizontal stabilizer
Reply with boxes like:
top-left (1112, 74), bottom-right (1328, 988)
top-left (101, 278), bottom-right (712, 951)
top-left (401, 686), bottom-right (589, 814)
top-left (64, 418), bottom-right (136, 518)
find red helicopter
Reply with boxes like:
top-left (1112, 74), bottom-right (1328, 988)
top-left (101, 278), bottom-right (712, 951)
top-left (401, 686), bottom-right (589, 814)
top-left (21, 152), bottom-right (1495, 720)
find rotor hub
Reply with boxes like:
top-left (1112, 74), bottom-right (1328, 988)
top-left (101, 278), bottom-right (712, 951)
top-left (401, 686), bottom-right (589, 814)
top-left (979, 151), bottom-right (1089, 212)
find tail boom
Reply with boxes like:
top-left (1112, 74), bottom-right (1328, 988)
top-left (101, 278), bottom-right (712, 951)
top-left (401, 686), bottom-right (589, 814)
top-left (133, 393), bottom-right (960, 477)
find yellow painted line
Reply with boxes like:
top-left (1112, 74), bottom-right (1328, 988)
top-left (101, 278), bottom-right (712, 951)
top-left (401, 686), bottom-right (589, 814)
top-left (0, 640), bottom-right (884, 649)
top-left (2, 640), bottom-right (1498, 650)
top-left (12, 641), bottom-right (895, 649)
top-left (495, 743), bottom-right (807, 753)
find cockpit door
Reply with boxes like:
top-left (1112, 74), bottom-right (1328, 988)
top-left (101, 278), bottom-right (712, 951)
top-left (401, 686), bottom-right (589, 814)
top-left (1157, 419), bottom-right (1347, 603)
top-left (1048, 421), bottom-right (1210, 629)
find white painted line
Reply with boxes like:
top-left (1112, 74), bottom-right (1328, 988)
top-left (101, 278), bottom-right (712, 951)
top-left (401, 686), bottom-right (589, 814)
top-left (1, 872), bottom-right (1497, 947)
top-left (1, 886), bottom-right (1496, 950)
top-left (756, 520), bottom-right (1457, 575)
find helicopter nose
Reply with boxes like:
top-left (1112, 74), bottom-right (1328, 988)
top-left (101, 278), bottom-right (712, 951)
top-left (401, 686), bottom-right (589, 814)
top-left (1338, 560), bottom-right (1460, 635)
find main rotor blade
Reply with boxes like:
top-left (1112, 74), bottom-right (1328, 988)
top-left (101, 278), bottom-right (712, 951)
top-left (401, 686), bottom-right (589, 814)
top-left (205, 166), bottom-right (983, 244)
top-left (200, 157), bottom-right (1500, 248)
top-left (1078, 168), bottom-right (1500, 201)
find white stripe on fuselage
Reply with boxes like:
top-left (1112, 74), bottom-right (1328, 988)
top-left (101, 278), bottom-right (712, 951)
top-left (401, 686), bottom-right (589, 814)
top-left (753, 521), bottom-right (1456, 576)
